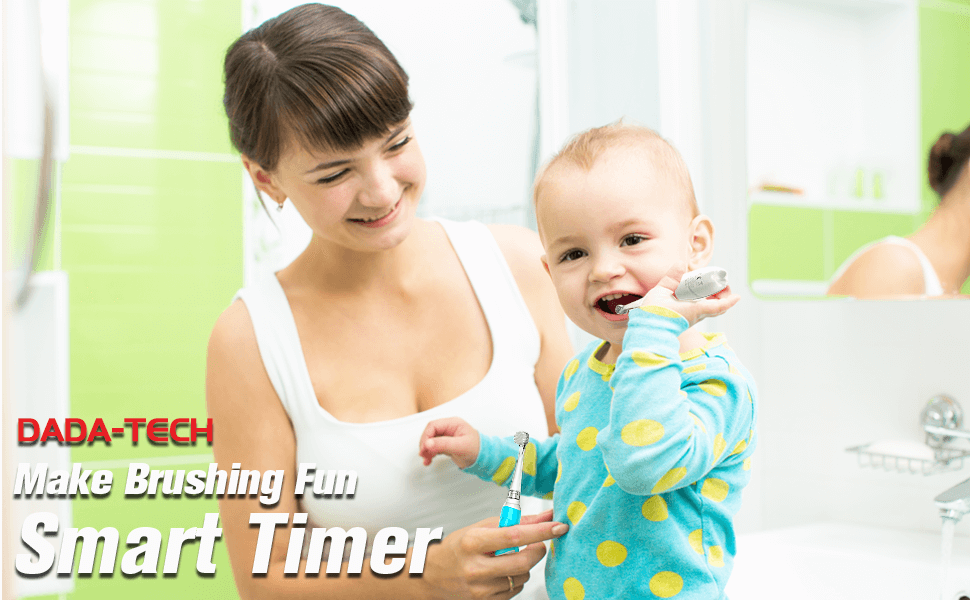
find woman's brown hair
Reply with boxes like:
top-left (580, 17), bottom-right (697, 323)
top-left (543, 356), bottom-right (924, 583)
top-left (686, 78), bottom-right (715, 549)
top-left (223, 3), bottom-right (413, 172)
top-left (928, 123), bottom-right (970, 199)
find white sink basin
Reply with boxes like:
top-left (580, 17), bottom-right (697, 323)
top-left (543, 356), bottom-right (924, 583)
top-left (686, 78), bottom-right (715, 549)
top-left (728, 523), bottom-right (970, 600)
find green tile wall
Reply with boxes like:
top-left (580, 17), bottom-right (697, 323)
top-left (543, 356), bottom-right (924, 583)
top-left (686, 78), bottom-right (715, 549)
top-left (30, 1), bottom-right (245, 598)
top-left (749, 1), bottom-right (970, 295)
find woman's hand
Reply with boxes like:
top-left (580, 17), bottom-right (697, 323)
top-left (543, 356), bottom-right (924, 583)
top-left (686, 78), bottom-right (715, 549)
top-left (420, 509), bottom-right (568, 599)
top-left (419, 417), bottom-right (482, 468)
top-left (639, 264), bottom-right (740, 328)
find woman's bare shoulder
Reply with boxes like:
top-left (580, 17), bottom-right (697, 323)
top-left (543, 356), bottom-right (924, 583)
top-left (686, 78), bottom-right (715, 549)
top-left (486, 223), bottom-right (546, 283)
top-left (827, 241), bottom-right (925, 297)
top-left (206, 299), bottom-right (274, 406)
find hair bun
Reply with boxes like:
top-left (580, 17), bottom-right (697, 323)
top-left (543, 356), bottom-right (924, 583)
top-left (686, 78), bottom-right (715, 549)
top-left (928, 127), bottom-right (970, 196)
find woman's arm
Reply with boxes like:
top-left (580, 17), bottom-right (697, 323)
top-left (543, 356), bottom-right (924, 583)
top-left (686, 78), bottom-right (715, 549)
top-left (207, 300), bottom-right (563, 599)
top-left (490, 224), bottom-right (574, 435)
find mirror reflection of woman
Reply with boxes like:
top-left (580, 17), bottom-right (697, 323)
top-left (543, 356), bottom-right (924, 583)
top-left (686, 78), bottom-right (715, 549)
top-left (206, 4), bottom-right (573, 598)
top-left (828, 123), bottom-right (970, 299)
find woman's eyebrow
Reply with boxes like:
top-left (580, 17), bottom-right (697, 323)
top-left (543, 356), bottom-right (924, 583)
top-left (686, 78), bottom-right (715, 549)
top-left (304, 124), bottom-right (411, 174)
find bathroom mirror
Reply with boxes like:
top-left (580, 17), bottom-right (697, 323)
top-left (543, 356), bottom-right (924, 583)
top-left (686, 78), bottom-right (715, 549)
top-left (744, 0), bottom-right (970, 299)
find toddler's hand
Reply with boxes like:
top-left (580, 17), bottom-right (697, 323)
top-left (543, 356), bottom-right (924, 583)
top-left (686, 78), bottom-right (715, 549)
top-left (640, 264), bottom-right (740, 328)
top-left (419, 417), bottom-right (481, 469)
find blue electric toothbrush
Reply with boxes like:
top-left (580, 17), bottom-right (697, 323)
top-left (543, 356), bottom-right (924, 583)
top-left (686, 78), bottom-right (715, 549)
top-left (495, 431), bottom-right (529, 556)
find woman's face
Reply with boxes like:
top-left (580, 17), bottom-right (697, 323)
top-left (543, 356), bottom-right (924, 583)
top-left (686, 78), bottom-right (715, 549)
top-left (252, 120), bottom-right (427, 253)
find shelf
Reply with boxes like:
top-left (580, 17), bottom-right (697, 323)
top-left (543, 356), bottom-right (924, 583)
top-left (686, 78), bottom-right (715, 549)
top-left (748, 190), bottom-right (918, 214)
top-left (745, 0), bottom-right (920, 215)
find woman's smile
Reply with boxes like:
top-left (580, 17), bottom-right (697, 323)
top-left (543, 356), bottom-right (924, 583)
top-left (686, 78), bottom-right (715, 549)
top-left (348, 197), bottom-right (404, 228)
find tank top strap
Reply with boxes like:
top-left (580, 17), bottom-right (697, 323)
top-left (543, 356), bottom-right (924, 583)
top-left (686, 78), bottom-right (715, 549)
top-left (234, 277), bottom-right (317, 420)
top-left (432, 218), bottom-right (540, 370)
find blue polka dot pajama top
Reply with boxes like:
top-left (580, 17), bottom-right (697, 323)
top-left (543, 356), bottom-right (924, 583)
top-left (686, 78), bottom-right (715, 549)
top-left (464, 305), bottom-right (758, 599)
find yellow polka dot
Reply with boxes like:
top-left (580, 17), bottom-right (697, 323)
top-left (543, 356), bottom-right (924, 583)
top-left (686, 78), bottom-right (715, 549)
top-left (563, 391), bottom-right (581, 412)
top-left (701, 478), bottom-right (730, 502)
top-left (567, 501), bottom-right (587, 525)
top-left (743, 457), bottom-right (752, 471)
top-left (699, 379), bottom-right (728, 397)
top-left (491, 457), bottom-right (516, 485)
top-left (683, 363), bottom-right (707, 374)
top-left (641, 496), bottom-right (668, 521)
top-left (688, 529), bottom-right (703, 554)
top-left (731, 440), bottom-right (747, 456)
top-left (621, 419), bottom-right (664, 446)
top-left (640, 305), bottom-right (683, 320)
top-left (631, 350), bottom-right (670, 369)
top-left (551, 540), bottom-right (555, 557)
top-left (576, 427), bottom-right (598, 451)
top-left (679, 390), bottom-right (688, 398)
top-left (603, 474), bottom-right (615, 487)
top-left (596, 540), bottom-right (627, 567)
top-left (563, 577), bottom-right (584, 600)
top-left (729, 365), bottom-right (741, 376)
top-left (564, 359), bottom-right (580, 381)
top-left (712, 434), bottom-right (726, 462)
top-left (651, 467), bottom-right (686, 494)
top-left (523, 442), bottom-right (537, 476)
top-left (649, 571), bottom-right (684, 598)
top-left (708, 545), bottom-right (724, 567)
top-left (543, 490), bottom-right (554, 499)
top-left (689, 412), bottom-right (707, 434)
top-left (556, 460), bottom-right (562, 482)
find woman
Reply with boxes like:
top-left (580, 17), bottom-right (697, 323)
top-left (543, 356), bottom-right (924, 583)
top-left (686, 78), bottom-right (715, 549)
top-left (206, 4), bottom-right (574, 598)
top-left (828, 124), bottom-right (970, 298)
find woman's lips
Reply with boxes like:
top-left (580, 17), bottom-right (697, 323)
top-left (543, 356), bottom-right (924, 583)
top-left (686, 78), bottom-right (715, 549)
top-left (349, 199), bottom-right (402, 229)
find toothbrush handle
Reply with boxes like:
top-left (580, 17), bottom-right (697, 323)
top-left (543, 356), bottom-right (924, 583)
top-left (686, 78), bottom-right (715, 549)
top-left (494, 505), bottom-right (522, 556)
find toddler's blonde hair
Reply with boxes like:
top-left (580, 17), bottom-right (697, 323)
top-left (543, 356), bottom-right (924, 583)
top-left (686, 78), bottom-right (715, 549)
top-left (533, 122), bottom-right (699, 219)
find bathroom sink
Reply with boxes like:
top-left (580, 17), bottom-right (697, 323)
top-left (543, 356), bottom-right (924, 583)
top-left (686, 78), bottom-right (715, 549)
top-left (727, 522), bottom-right (970, 600)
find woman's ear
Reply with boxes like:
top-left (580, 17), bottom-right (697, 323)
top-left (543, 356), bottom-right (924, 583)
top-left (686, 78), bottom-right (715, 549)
top-left (242, 156), bottom-right (286, 206)
top-left (687, 214), bottom-right (715, 271)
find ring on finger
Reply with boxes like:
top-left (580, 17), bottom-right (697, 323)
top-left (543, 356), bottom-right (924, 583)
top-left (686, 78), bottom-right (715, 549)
top-left (508, 575), bottom-right (514, 592)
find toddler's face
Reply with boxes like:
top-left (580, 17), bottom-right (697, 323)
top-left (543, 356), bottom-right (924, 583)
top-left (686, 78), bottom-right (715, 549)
top-left (538, 146), bottom-right (699, 351)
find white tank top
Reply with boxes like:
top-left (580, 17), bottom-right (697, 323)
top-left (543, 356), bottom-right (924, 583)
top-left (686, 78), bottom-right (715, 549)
top-left (235, 218), bottom-right (551, 595)
top-left (831, 235), bottom-right (945, 296)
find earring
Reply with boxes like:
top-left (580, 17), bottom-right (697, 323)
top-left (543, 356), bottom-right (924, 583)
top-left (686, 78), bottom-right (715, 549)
top-left (276, 201), bottom-right (284, 213)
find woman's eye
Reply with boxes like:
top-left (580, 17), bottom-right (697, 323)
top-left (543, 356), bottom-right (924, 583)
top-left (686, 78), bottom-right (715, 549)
top-left (621, 234), bottom-right (647, 247)
top-left (559, 249), bottom-right (586, 263)
top-left (317, 170), bottom-right (347, 184)
top-left (389, 136), bottom-right (412, 151)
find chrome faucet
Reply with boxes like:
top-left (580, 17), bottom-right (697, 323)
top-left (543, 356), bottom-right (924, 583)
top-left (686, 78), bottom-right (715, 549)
top-left (936, 478), bottom-right (970, 522)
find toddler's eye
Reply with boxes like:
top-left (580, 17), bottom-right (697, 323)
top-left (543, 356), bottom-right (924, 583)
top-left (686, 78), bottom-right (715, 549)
top-left (559, 249), bottom-right (586, 263)
top-left (621, 234), bottom-right (647, 247)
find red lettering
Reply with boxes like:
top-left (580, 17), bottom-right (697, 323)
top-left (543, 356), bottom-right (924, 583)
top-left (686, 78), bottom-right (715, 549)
top-left (65, 418), bottom-right (87, 443)
top-left (171, 418), bottom-right (190, 443)
top-left (192, 418), bottom-right (214, 443)
top-left (148, 418), bottom-right (169, 442)
top-left (41, 419), bottom-right (65, 443)
top-left (86, 418), bottom-right (111, 443)
top-left (125, 418), bottom-right (146, 442)
top-left (17, 418), bottom-right (39, 442)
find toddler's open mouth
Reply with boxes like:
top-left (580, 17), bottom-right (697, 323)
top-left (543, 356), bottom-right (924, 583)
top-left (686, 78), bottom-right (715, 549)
top-left (596, 293), bottom-right (642, 316)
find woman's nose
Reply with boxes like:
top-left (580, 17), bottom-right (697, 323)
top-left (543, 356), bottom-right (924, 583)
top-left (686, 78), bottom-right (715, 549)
top-left (589, 253), bottom-right (626, 282)
top-left (358, 161), bottom-right (401, 208)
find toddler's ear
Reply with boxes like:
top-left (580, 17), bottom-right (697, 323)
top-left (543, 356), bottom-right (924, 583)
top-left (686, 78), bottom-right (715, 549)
top-left (687, 215), bottom-right (715, 270)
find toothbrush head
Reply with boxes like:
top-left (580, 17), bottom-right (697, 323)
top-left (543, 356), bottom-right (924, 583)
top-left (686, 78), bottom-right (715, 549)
top-left (513, 431), bottom-right (529, 447)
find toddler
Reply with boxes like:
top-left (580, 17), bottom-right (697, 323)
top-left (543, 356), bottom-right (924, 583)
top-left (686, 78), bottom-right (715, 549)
top-left (420, 123), bottom-right (757, 599)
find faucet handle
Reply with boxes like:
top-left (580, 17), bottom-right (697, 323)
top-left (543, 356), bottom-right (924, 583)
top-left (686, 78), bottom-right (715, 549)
top-left (923, 395), bottom-right (963, 447)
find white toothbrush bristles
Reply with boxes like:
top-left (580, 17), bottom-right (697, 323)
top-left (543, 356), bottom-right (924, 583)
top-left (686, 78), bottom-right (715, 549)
top-left (513, 431), bottom-right (529, 447)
